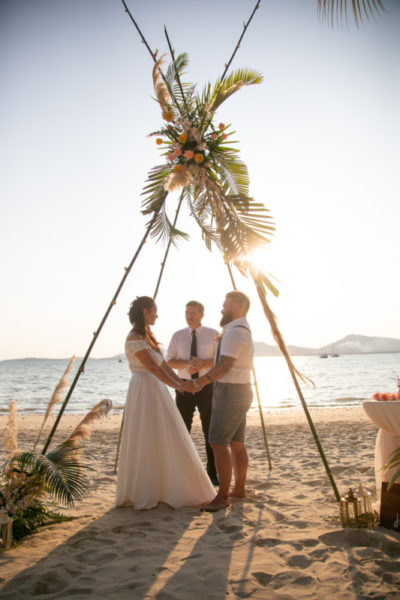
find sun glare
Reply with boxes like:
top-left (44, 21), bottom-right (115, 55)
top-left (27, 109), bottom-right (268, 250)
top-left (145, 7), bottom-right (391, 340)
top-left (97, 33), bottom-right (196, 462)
top-left (246, 247), bottom-right (272, 274)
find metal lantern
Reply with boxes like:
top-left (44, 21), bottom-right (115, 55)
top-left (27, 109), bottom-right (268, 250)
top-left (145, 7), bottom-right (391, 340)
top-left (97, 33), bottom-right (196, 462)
top-left (0, 509), bottom-right (13, 551)
top-left (339, 488), bottom-right (362, 525)
top-left (354, 483), bottom-right (373, 514)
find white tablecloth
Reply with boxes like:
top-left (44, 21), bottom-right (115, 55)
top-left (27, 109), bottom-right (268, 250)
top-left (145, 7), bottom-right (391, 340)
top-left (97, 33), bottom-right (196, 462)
top-left (362, 400), bottom-right (400, 505)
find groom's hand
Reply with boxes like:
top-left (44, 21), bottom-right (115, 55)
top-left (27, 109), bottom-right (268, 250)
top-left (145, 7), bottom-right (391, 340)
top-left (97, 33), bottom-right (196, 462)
top-left (179, 380), bottom-right (196, 394)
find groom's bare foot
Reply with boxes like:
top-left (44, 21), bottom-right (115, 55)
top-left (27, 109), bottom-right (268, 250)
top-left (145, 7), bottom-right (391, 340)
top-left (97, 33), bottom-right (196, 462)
top-left (201, 494), bottom-right (229, 512)
top-left (229, 488), bottom-right (247, 498)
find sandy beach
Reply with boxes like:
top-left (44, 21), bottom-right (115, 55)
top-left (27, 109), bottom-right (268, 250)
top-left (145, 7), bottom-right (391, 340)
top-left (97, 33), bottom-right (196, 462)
top-left (1, 407), bottom-right (400, 599)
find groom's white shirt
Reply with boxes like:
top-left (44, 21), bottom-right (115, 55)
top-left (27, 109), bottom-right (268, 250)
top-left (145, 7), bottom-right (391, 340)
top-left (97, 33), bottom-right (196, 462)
top-left (166, 325), bottom-right (218, 379)
top-left (218, 317), bottom-right (253, 384)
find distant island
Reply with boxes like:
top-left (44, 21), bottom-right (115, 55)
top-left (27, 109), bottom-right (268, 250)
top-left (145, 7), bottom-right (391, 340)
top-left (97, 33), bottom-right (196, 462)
top-left (253, 334), bottom-right (400, 357)
top-left (4, 334), bottom-right (400, 363)
top-left (111, 334), bottom-right (400, 359)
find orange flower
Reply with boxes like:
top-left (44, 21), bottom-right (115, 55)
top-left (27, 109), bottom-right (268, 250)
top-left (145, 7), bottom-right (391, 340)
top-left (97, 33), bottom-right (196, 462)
top-left (178, 133), bottom-right (187, 143)
top-left (218, 123), bottom-right (225, 130)
top-left (155, 138), bottom-right (163, 145)
top-left (162, 111), bottom-right (174, 122)
top-left (173, 164), bottom-right (183, 173)
top-left (194, 153), bottom-right (204, 163)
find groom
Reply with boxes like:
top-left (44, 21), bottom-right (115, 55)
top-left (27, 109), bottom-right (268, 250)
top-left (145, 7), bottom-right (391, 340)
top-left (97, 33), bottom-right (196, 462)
top-left (180, 291), bottom-right (254, 512)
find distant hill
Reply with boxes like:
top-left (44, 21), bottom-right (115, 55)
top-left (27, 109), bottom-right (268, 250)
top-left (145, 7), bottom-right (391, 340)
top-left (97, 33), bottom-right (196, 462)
top-left (254, 334), bottom-right (400, 357)
top-left (110, 334), bottom-right (400, 360)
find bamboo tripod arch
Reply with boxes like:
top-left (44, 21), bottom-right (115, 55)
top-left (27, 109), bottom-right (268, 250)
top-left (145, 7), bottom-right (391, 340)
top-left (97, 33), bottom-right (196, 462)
top-left (112, 192), bottom-right (272, 473)
top-left (42, 0), bottom-right (340, 502)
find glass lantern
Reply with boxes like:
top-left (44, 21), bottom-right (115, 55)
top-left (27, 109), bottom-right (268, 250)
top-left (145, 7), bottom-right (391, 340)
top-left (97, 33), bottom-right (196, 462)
top-left (354, 483), bottom-right (373, 514)
top-left (339, 488), bottom-right (362, 525)
top-left (0, 509), bottom-right (13, 551)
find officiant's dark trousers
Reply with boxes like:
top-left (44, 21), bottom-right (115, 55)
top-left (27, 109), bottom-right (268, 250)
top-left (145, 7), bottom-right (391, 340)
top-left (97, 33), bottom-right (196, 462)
top-left (175, 382), bottom-right (218, 481)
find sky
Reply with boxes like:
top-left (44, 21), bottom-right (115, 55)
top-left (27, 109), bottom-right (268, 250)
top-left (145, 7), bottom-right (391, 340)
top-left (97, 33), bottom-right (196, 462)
top-left (1, 0), bottom-right (399, 360)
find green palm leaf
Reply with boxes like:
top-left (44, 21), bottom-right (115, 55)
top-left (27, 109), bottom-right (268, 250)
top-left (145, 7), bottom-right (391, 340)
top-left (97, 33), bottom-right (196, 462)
top-left (317, 0), bottom-right (384, 25)
top-left (7, 442), bottom-right (89, 506)
top-left (207, 68), bottom-right (263, 112)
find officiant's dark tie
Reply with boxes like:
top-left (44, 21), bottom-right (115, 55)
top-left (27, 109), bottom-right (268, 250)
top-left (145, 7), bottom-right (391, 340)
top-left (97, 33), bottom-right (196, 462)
top-left (191, 329), bottom-right (198, 379)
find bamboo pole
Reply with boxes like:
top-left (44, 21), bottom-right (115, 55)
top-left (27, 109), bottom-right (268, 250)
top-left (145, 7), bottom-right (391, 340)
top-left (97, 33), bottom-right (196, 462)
top-left (225, 262), bottom-right (272, 469)
top-left (42, 208), bottom-right (163, 454)
top-left (252, 275), bottom-right (340, 501)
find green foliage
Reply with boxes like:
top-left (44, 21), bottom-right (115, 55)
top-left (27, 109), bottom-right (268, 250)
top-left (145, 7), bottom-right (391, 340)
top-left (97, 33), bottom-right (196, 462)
top-left (1, 441), bottom-right (90, 545)
top-left (11, 500), bottom-right (74, 543)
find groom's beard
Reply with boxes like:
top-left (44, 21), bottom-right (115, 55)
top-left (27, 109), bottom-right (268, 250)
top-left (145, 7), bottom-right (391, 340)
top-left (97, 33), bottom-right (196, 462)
top-left (220, 310), bottom-right (234, 327)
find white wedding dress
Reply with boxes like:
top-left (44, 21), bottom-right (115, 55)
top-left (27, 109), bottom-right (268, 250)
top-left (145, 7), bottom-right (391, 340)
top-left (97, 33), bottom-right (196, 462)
top-left (115, 339), bottom-right (215, 509)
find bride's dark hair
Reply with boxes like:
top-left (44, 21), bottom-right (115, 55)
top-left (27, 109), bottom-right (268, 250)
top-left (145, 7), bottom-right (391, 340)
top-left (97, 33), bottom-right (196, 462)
top-left (128, 296), bottom-right (160, 350)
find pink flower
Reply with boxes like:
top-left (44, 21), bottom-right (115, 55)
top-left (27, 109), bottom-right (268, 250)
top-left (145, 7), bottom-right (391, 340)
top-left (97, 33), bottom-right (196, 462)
top-left (174, 148), bottom-right (182, 157)
top-left (211, 134), bottom-right (217, 140)
top-left (222, 133), bottom-right (228, 141)
top-left (218, 123), bottom-right (225, 130)
top-left (183, 150), bottom-right (194, 160)
top-left (372, 392), bottom-right (380, 400)
top-left (167, 153), bottom-right (175, 161)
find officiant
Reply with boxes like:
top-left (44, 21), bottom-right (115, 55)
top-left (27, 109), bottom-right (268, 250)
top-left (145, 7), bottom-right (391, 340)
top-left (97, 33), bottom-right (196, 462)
top-left (166, 301), bottom-right (219, 485)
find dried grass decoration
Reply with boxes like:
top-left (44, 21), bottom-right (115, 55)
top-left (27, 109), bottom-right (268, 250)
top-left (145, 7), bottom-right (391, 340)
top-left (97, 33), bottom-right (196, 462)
top-left (0, 398), bottom-right (112, 546)
top-left (34, 355), bottom-right (76, 449)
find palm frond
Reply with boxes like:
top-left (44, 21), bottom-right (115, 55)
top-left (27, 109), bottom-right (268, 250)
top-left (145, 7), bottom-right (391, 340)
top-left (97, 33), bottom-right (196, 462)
top-left (186, 189), bottom-right (220, 251)
top-left (141, 164), bottom-right (190, 244)
top-left (206, 68), bottom-right (263, 112)
top-left (212, 150), bottom-right (250, 197)
top-left (317, 0), bottom-right (384, 26)
top-left (8, 442), bottom-right (89, 506)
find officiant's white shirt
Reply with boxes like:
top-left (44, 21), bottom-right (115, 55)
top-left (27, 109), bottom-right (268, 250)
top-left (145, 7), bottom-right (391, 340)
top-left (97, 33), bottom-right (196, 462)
top-left (218, 317), bottom-right (253, 384)
top-left (166, 325), bottom-right (218, 379)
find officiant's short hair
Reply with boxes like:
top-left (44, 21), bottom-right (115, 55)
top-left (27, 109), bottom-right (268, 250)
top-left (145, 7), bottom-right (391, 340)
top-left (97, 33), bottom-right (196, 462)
top-left (186, 300), bottom-right (204, 313)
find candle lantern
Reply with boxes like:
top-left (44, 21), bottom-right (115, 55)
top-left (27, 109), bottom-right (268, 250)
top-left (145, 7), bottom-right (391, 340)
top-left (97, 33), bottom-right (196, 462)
top-left (339, 488), bottom-right (362, 525)
top-left (354, 483), bottom-right (373, 514)
top-left (0, 509), bottom-right (13, 551)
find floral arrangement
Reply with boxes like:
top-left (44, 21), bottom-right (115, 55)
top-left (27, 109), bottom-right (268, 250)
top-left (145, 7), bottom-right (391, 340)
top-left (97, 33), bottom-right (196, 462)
top-left (1, 393), bottom-right (112, 546)
top-left (372, 392), bottom-right (400, 401)
top-left (141, 51), bottom-right (276, 291)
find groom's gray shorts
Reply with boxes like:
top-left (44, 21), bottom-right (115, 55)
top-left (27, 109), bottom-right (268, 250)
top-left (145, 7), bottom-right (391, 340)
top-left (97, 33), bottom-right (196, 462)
top-left (208, 382), bottom-right (253, 446)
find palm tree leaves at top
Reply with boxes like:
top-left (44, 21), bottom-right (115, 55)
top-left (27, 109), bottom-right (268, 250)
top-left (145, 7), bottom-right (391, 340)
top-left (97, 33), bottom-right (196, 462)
top-left (143, 52), bottom-right (275, 289)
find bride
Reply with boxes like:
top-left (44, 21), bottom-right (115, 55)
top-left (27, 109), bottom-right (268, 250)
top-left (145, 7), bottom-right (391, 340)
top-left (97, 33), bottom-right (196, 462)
top-left (115, 296), bottom-right (215, 509)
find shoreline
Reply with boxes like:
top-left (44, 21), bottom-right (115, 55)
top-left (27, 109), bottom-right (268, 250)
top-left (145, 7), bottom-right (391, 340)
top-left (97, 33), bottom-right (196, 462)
top-left (1, 406), bottom-right (400, 599)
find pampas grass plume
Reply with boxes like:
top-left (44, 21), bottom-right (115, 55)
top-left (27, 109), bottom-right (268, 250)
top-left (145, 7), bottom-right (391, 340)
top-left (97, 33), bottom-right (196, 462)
top-left (33, 355), bottom-right (76, 449)
top-left (4, 400), bottom-right (19, 456)
top-left (67, 399), bottom-right (112, 445)
top-left (152, 52), bottom-right (172, 113)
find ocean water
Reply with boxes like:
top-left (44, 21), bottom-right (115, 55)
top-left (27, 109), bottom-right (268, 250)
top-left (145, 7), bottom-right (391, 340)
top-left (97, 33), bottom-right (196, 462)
top-left (1, 353), bottom-right (399, 415)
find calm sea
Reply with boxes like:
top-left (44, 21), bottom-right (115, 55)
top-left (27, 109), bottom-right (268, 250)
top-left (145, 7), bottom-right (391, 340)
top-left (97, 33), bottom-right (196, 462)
top-left (0, 353), bottom-right (399, 415)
